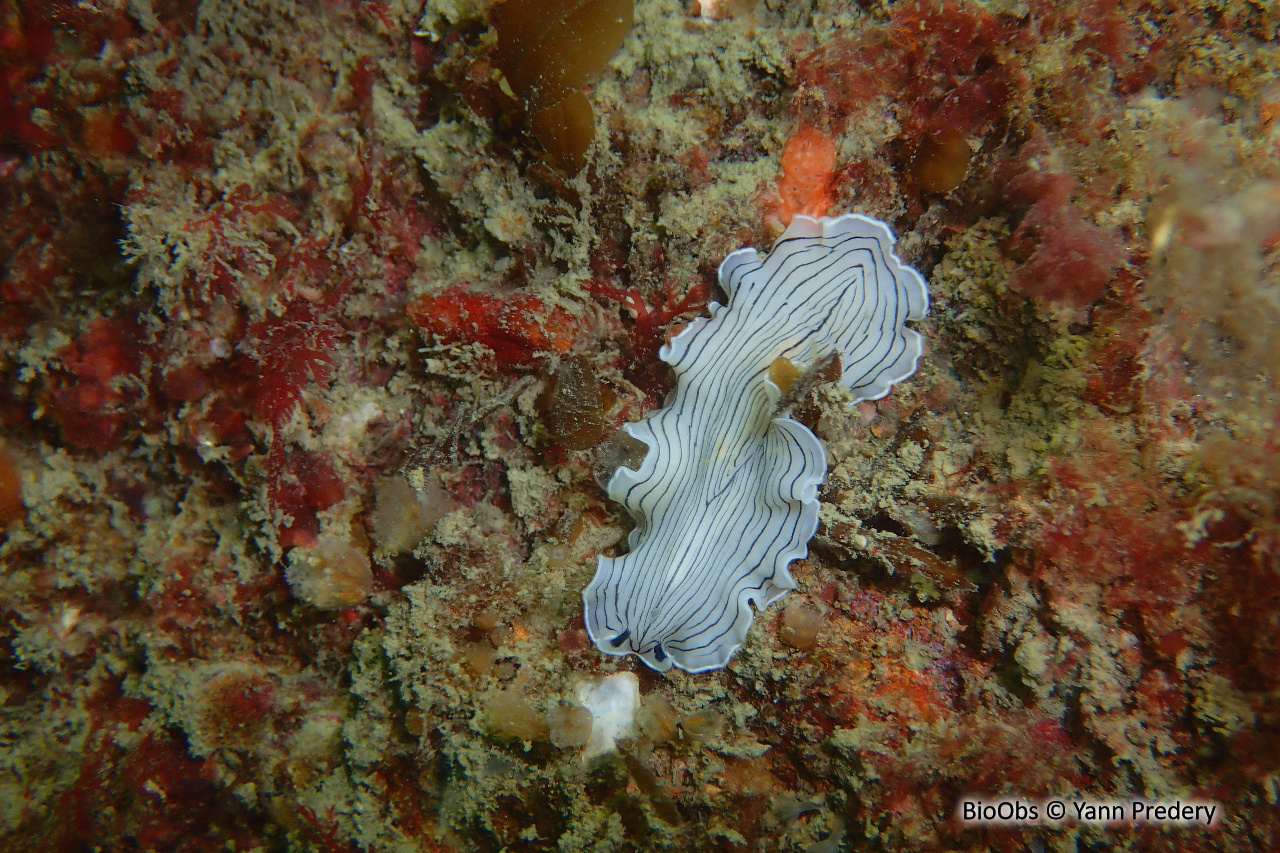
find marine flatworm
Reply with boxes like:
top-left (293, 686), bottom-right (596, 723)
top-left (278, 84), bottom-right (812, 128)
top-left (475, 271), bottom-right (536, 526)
top-left (583, 214), bottom-right (928, 672)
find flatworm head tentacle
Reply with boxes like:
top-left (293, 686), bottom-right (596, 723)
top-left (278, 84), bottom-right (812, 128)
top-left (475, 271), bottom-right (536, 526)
top-left (583, 213), bottom-right (928, 672)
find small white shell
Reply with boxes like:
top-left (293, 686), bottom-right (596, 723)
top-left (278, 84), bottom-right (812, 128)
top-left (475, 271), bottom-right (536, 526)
top-left (583, 214), bottom-right (928, 672)
top-left (575, 672), bottom-right (641, 760)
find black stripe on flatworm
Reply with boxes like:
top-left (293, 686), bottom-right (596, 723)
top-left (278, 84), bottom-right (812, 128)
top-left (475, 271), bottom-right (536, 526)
top-left (609, 629), bottom-right (631, 648)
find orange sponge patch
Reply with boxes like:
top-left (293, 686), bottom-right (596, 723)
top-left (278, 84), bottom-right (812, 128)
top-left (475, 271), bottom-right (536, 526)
top-left (770, 126), bottom-right (837, 226)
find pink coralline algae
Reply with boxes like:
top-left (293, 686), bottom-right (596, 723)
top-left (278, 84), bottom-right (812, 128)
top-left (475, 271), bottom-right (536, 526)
top-left (1003, 150), bottom-right (1128, 312)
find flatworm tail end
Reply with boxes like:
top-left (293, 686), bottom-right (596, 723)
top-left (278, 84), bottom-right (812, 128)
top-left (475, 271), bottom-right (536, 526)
top-left (583, 405), bottom-right (828, 674)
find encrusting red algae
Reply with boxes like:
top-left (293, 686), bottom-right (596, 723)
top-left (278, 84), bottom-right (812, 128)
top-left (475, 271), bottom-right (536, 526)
top-left (0, 0), bottom-right (1277, 850)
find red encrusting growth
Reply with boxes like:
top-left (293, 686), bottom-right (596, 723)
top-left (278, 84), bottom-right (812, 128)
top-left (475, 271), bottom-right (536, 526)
top-left (1084, 270), bottom-right (1149, 413)
top-left (49, 316), bottom-right (149, 452)
top-left (47, 686), bottom-right (261, 853)
top-left (160, 364), bottom-right (211, 403)
top-left (139, 86), bottom-right (216, 168)
top-left (407, 283), bottom-right (579, 367)
top-left (80, 105), bottom-right (136, 156)
top-left (585, 276), bottom-right (711, 402)
top-left (238, 299), bottom-right (341, 431)
top-left (1039, 450), bottom-right (1200, 657)
top-left (0, 445), bottom-right (22, 523)
top-left (173, 190), bottom-right (302, 305)
top-left (274, 450), bottom-right (347, 549)
top-left (1003, 156), bottom-right (1127, 311)
top-left (231, 289), bottom-right (349, 528)
top-left (1, 1), bottom-right (141, 157)
top-left (0, 2), bottom-right (60, 152)
top-left (796, 1), bottom-right (1019, 142)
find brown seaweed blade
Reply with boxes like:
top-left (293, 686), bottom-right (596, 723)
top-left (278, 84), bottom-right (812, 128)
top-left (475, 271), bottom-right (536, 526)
top-left (492, 0), bottom-right (634, 172)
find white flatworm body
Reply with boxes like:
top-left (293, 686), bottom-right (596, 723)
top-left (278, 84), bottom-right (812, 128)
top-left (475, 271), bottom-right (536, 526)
top-left (583, 214), bottom-right (928, 673)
